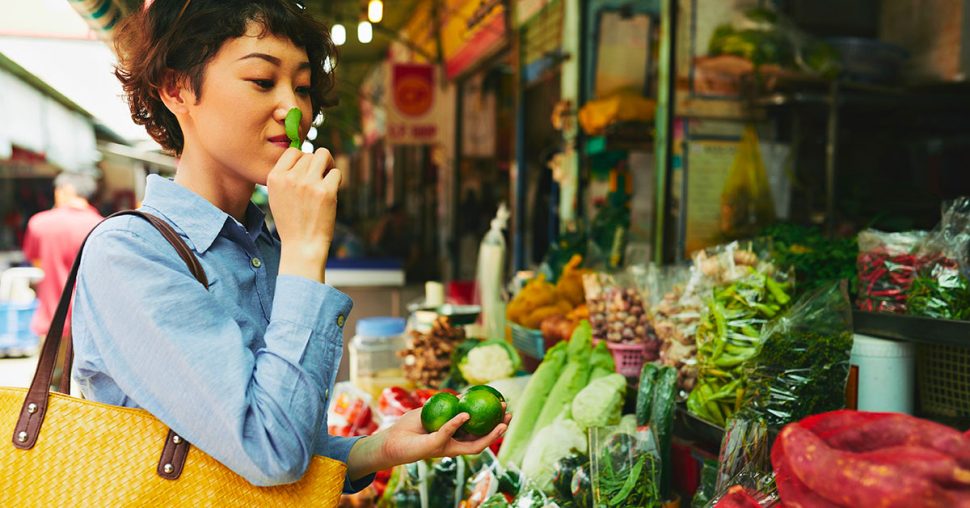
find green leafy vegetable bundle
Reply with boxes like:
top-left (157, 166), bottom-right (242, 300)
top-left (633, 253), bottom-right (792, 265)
top-left (744, 282), bottom-right (854, 429)
top-left (590, 430), bottom-right (661, 508)
top-left (760, 223), bottom-right (857, 296)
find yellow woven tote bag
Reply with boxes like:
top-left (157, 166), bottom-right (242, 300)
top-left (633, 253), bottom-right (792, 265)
top-left (0, 211), bottom-right (346, 507)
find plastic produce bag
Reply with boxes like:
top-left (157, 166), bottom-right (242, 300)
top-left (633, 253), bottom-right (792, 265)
top-left (744, 282), bottom-right (854, 429)
top-left (706, 417), bottom-right (778, 508)
top-left (465, 450), bottom-right (521, 508)
top-left (687, 262), bottom-right (793, 427)
top-left (909, 197), bottom-right (970, 320)
top-left (583, 271), bottom-right (660, 359)
top-left (720, 127), bottom-right (775, 240)
top-left (329, 381), bottom-right (380, 437)
top-left (550, 452), bottom-right (592, 508)
top-left (589, 426), bottom-right (662, 508)
top-left (855, 229), bottom-right (927, 313)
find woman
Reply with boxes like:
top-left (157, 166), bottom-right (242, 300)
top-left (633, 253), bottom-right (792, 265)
top-left (71, 0), bottom-right (508, 492)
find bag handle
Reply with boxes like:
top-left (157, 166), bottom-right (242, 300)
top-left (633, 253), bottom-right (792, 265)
top-left (11, 210), bottom-right (208, 481)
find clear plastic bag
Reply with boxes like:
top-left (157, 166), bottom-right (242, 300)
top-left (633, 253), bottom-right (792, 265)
top-left (744, 282), bottom-right (854, 429)
top-left (687, 261), bottom-right (793, 427)
top-left (706, 417), bottom-right (779, 508)
top-left (583, 271), bottom-right (660, 359)
top-left (909, 198), bottom-right (970, 320)
top-left (855, 229), bottom-right (927, 313)
top-left (589, 426), bottom-right (662, 508)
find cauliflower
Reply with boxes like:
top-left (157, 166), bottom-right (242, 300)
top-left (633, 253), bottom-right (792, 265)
top-left (571, 373), bottom-right (627, 430)
top-left (459, 340), bottom-right (522, 384)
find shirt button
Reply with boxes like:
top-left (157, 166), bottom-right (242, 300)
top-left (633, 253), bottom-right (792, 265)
top-left (251, 257), bottom-right (262, 269)
top-left (336, 315), bottom-right (345, 327)
top-left (324, 388), bottom-right (330, 399)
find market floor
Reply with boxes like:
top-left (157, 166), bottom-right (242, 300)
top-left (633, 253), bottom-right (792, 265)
top-left (0, 355), bottom-right (37, 388)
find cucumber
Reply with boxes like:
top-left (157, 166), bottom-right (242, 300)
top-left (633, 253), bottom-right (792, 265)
top-left (635, 363), bottom-right (661, 426)
top-left (651, 366), bottom-right (679, 500)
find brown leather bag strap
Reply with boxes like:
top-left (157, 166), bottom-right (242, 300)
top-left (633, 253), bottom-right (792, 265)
top-left (12, 210), bottom-right (206, 480)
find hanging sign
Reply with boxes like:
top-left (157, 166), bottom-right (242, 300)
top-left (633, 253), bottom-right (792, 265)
top-left (386, 63), bottom-right (443, 145)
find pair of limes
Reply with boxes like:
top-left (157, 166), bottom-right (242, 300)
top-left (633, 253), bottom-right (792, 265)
top-left (421, 385), bottom-right (505, 436)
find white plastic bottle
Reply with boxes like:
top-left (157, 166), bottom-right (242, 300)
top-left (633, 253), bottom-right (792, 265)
top-left (477, 203), bottom-right (509, 340)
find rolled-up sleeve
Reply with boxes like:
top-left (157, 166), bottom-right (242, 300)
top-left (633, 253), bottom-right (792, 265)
top-left (73, 220), bottom-right (356, 488)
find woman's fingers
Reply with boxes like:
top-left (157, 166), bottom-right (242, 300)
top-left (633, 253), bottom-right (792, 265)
top-left (450, 423), bottom-right (508, 455)
top-left (305, 147), bottom-right (336, 182)
top-left (435, 413), bottom-right (470, 442)
top-left (270, 147), bottom-right (303, 174)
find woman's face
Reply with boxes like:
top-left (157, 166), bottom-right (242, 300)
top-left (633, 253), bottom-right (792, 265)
top-left (178, 22), bottom-right (313, 186)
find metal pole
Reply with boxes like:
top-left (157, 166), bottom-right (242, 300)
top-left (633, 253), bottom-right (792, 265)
top-left (825, 81), bottom-right (839, 237)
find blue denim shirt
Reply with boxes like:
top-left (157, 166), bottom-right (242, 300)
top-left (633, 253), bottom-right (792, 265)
top-left (72, 175), bottom-right (369, 491)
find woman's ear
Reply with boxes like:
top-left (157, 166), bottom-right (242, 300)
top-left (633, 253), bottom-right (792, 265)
top-left (158, 71), bottom-right (192, 115)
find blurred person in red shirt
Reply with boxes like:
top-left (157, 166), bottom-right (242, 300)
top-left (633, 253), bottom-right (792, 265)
top-left (22, 171), bottom-right (104, 339)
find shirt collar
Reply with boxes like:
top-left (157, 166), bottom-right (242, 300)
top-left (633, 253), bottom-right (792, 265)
top-left (141, 175), bottom-right (267, 253)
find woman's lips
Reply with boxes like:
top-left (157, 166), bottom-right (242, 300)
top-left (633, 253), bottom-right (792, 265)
top-left (268, 135), bottom-right (291, 149)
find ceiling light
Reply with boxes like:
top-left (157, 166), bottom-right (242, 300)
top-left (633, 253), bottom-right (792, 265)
top-left (368, 0), bottom-right (383, 23)
top-left (331, 23), bottom-right (346, 46)
top-left (358, 20), bottom-right (373, 44)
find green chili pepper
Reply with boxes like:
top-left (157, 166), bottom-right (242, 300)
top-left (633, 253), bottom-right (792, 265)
top-left (765, 277), bottom-right (791, 305)
top-left (285, 107), bottom-right (302, 148)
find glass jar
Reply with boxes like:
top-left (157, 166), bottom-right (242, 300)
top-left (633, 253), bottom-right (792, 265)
top-left (349, 317), bottom-right (410, 399)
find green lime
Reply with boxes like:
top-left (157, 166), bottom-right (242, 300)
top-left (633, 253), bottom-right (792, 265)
top-left (465, 384), bottom-right (506, 402)
top-left (421, 392), bottom-right (460, 433)
top-left (458, 390), bottom-right (505, 437)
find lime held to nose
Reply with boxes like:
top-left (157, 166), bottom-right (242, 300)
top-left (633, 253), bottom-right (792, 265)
top-left (458, 390), bottom-right (505, 437)
top-left (421, 392), bottom-right (461, 433)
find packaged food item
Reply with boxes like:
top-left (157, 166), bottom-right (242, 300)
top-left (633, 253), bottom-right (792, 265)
top-left (744, 282), bottom-right (854, 429)
top-left (855, 229), bottom-right (926, 313)
top-left (909, 197), bottom-right (970, 320)
top-left (583, 271), bottom-right (660, 361)
top-left (328, 381), bottom-right (379, 437)
top-left (589, 426), bottom-right (662, 508)
top-left (687, 267), bottom-right (793, 427)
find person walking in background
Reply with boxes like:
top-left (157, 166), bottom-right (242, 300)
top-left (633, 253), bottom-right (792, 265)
top-left (22, 171), bottom-right (103, 340)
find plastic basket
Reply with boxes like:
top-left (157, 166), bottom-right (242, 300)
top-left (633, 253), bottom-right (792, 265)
top-left (605, 341), bottom-right (649, 378)
top-left (510, 323), bottom-right (546, 360)
top-left (917, 343), bottom-right (970, 417)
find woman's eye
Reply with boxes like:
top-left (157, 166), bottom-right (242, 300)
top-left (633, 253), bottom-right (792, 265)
top-left (250, 79), bottom-right (274, 90)
top-left (296, 86), bottom-right (311, 96)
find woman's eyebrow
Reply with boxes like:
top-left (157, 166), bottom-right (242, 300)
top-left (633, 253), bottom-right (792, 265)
top-left (237, 52), bottom-right (312, 70)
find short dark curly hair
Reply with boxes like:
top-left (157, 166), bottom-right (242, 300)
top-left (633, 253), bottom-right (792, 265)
top-left (114, 0), bottom-right (337, 155)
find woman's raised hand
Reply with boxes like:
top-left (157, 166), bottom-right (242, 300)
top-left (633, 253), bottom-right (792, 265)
top-left (267, 147), bottom-right (342, 283)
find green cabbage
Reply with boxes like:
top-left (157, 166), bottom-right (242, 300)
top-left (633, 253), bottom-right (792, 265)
top-left (571, 373), bottom-right (627, 431)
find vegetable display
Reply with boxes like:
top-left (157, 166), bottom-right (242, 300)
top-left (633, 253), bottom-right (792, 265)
top-left (761, 223), bottom-right (857, 296)
top-left (771, 410), bottom-right (970, 507)
top-left (532, 322), bottom-right (592, 432)
top-left (458, 340), bottom-right (522, 385)
top-left (496, 341), bottom-right (568, 466)
top-left (400, 316), bottom-right (466, 388)
top-left (744, 282), bottom-right (854, 428)
top-left (590, 429), bottom-right (661, 508)
top-left (687, 270), bottom-right (792, 426)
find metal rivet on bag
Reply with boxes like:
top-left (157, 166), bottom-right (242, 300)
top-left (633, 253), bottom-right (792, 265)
top-left (163, 464), bottom-right (174, 474)
top-left (26, 403), bottom-right (37, 414)
top-left (16, 431), bottom-right (27, 443)
top-left (172, 435), bottom-right (182, 444)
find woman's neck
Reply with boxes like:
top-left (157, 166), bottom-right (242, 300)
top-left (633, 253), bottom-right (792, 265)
top-left (173, 146), bottom-right (254, 223)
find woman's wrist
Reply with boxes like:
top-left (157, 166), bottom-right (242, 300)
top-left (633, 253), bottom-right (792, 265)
top-left (279, 243), bottom-right (330, 283)
top-left (347, 431), bottom-right (395, 481)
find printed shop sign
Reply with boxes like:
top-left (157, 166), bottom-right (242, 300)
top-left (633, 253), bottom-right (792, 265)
top-left (386, 63), bottom-right (442, 145)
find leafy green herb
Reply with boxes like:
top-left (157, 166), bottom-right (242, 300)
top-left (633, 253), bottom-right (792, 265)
top-left (760, 223), bottom-right (857, 296)
top-left (907, 260), bottom-right (970, 320)
top-left (745, 282), bottom-right (854, 429)
top-left (285, 107), bottom-right (302, 148)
